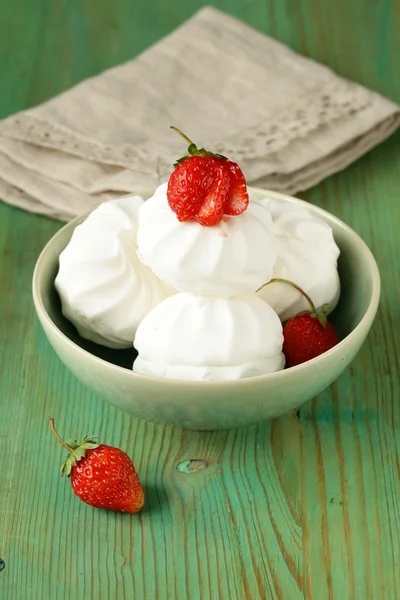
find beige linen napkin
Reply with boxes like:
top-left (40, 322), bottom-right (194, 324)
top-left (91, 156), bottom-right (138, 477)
top-left (1, 6), bottom-right (399, 221)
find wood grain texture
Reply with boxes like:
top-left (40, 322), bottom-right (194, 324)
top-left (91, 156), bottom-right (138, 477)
top-left (1, 0), bottom-right (400, 598)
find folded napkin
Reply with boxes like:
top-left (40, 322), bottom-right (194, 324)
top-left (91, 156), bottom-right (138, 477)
top-left (1, 6), bottom-right (399, 221)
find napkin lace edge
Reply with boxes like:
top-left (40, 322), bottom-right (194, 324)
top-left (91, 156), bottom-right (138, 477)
top-left (0, 77), bottom-right (397, 174)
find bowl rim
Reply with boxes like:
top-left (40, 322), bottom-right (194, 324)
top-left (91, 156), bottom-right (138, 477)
top-left (32, 186), bottom-right (381, 388)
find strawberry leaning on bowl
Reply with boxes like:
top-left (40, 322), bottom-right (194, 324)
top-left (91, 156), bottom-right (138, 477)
top-left (49, 418), bottom-right (144, 513)
top-left (167, 126), bottom-right (249, 226)
top-left (282, 311), bottom-right (339, 367)
top-left (258, 278), bottom-right (340, 367)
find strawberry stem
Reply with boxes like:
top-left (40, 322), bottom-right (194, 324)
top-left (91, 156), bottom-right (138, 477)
top-left (170, 125), bottom-right (194, 146)
top-left (257, 277), bottom-right (316, 313)
top-left (49, 418), bottom-right (74, 453)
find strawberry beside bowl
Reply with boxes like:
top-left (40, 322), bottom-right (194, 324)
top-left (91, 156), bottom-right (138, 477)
top-left (32, 188), bottom-right (380, 430)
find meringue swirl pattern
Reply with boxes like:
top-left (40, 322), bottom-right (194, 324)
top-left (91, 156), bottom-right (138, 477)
top-left (255, 196), bottom-right (340, 321)
top-left (137, 183), bottom-right (277, 297)
top-left (133, 293), bottom-right (285, 381)
top-left (55, 195), bottom-right (175, 349)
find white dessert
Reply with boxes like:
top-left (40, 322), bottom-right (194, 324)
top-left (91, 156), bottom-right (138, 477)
top-left (254, 196), bottom-right (340, 322)
top-left (55, 195), bottom-right (175, 349)
top-left (136, 183), bottom-right (277, 297)
top-left (133, 292), bottom-right (285, 381)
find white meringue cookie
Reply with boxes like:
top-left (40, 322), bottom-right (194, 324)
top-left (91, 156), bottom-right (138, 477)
top-left (255, 196), bottom-right (340, 321)
top-left (136, 183), bottom-right (277, 297)
top-left (55, 195), bottom-right (175, 349)
top-left (133, 292), bottom-right (285, 381)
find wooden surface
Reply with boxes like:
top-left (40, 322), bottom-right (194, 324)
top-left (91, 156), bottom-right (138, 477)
top-left (1, 1), bottom-right (400, 598)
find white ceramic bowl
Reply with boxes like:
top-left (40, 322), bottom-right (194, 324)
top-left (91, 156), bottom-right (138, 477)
top-left (32, 188), bottom-right (380, 430)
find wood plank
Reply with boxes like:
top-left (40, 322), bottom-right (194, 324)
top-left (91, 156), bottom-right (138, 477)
top-left (0, 0), bottom-right (399, 598)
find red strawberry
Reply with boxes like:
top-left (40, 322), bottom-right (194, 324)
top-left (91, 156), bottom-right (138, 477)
top-left (283, 313), bottom-right (339, 367)
top-left (257, 277), bottom-right (339, 367)
top-left (167, 155), bottom-right (218, 221)
top-left (196, 162), bottom-right (231, 226)
top-left (225, 160), bottom-right (249, 216)
top-left (49, 418), bottom-right (144, 513)
top-left (167, 126), bottom-right (249, 226)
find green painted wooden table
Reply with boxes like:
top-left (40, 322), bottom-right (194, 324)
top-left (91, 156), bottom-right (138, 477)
top-left (1, 1), bottom-right (399, 598)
